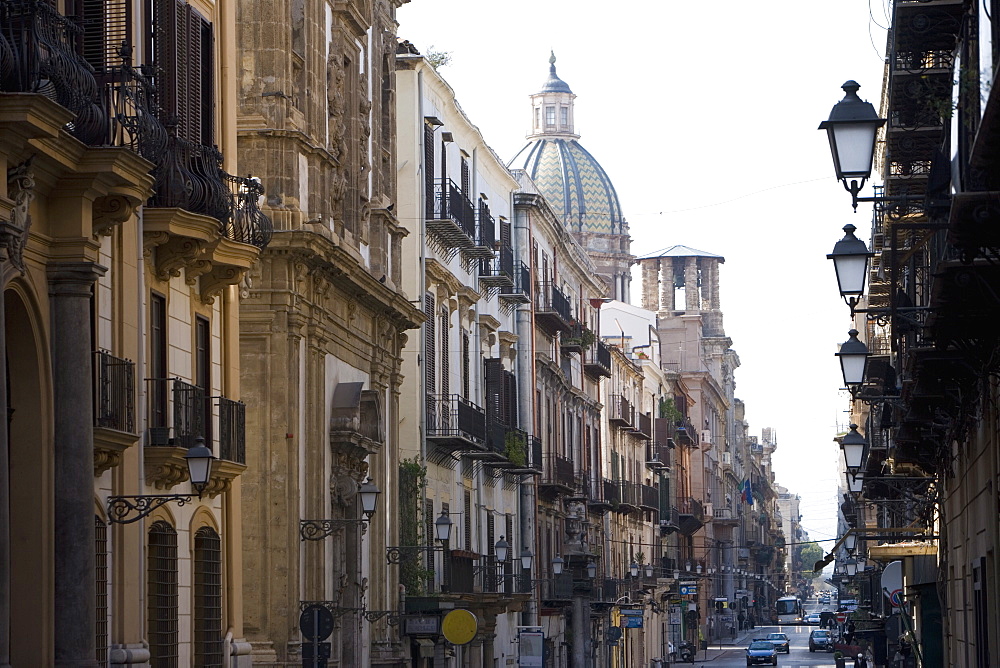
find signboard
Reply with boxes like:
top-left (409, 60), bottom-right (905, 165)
top-left (405, 615), bottom-right (440, 636)
top-left (621, 615), bottom-right (644, 629)
top-left (836, 612), bottom-right (848, 624)
top-left (713, 597), bottom-right (728, 602)
top-left (299, 605), bottom-right (334, 642)
top-left (441, 609), bottom-right (478, 646)
top-left (679, 585), bottom-right (698, 596)
top-left (518, 630), bottom-right (544, 667)
top-left (679, 580), bottom-right (698, 585)
top-left (881, 560), bottom-right (903, 608)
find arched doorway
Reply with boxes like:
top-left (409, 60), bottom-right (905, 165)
top-left (5, 284), bottom-right (53, 664)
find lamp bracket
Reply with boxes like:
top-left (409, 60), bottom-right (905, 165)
top-left (299, 518), bottom-right (369, 541)
top-left (385, 545), bottom-right (445, 565)
top-left (107, 494), bottom-right (197, 524)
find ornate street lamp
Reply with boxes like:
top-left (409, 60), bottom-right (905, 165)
top-left (844, 533), bottom-right (858, 554)
top-left (828, 225), bottom-right (874, 315)
top-left (495, 536), bottom-right (510, 563)
top-left (841, 424), bottom-right (868, 474)
top-left (358, 477), bottom-right (381, 519)
top-left (552, 555), bottom-right (564, 576)
top-left (696, 564), bottom-right (703, 575)
top-left (587, 561), bottom-right (598, 579)
top-left (107, 437), bottom-right (217, 524)
top-left (629, 561), bottom-right (640, 578)
top-left (520, 548), bottom-right (534, 570)
top-left (819, 80), bottom-right (886, 210)
top-left (837, 330), bottom-right (870, 390)
top-left (300, 476), bottom-right (382, 540)
top-left (847, 471), bottom-right (865, 497)
top-left (645, 564), bottom-right (654, 578)
top-left (434, 510), bottom-right (453, 543)
top-left (845, 558), bottom-right (858, 577)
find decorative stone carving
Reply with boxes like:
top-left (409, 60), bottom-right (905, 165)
top-left (94, 426), bottom-right (139, 476)
top-left (144, 446), bottom-right (191, 489)
top-left (329, 382), bottom-right (384, 462)
top-left (1, 157), bottom-right (36, 273)
top-left (92, 194), bottom-right (137, 237)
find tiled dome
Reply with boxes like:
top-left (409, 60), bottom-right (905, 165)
top-left (509, 137), bottom-right (624, 236)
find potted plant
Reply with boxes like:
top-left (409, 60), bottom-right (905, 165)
top-left (833, 650), bottom-right (846, 668)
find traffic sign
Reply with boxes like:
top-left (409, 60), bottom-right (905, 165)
top-left (836, 612), bottom-right (848, 623)
top-left (299, 605), bottom-right (334, 642)
top-left (679, 585), bottom-right (698, 596)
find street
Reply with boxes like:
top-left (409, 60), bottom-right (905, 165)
top-left (679, 624), bottom-right (842, 668)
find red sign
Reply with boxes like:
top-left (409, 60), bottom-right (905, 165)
top-left (835, 612), bottom-right (848, 623)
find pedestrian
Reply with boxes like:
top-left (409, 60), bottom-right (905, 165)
top-left (854, 652), bottom-right (868, 668)
top-left (730, 624), bottom-right (736, 640)
top-left (738, 611), bottom-right (745, 630)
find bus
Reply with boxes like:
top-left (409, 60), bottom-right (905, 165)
top-left (775, 595), bottom-right (803, 624)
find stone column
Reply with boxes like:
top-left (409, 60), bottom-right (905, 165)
top-left (49, 261), bottom-right (106, 668)
top-left (684, 258), bottom-right (699, 312)
top-left (659, 258), bottom-right (674, 311)
top-left (709, 260), bottom-right (721, 311)
top-left (640, 260), bottom-right (657, 311)
top-left (572, 594), bottom-right (589, 667)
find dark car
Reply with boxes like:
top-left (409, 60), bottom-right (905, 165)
top-left (809, 629), bottom-right (834, 652)
top-left (766, 632), bottom-right (790, 653)
top-left (747, 640), bottom-right (778, 666)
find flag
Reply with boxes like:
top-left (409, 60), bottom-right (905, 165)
top-left (742, 479), bottom-right (753, 506)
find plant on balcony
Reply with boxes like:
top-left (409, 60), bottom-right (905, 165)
top-left (579, 327), bottom-right (596, 349)
top-left (659, 397), bottom-right (683, 423)
top-left (504, 431), bottom-right (527, 466)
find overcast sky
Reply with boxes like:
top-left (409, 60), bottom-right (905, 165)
top-left (397, 0), bottom-right (890, 553)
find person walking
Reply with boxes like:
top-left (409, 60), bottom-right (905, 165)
top-left (854, 653), bottom-right (868, 668)
top-left (737, 612), bottom-right (745, 631)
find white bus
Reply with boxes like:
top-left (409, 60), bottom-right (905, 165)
top-left (775, 596), bottom-right (803, 624)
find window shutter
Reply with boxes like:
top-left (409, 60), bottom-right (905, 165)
top-left (461, 157), bottom-right (470, 195)
top-left (500, 218), bottom-right (511, 248)
top-left (76, 0), bottom-right (131, 75)
top-left (462, 331), bottom-right (470, 399)
top-left (423, 124), bottom-right (435, 218)
top-left (440, 308), bottom-right (449, 397)
top-left (464, 490), bottom-right (472, 551)
top-left (484, 358), bottom-right (502, 426)
top-left (424, 294), bottom-right (436, 395)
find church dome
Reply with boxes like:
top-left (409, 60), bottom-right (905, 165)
top-left (509, 137), bottom-right (624, 236)
top-left (508, 54), bottom-right (624, 236)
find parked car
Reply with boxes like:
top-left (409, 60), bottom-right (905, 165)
top-left (766, 632), bottom-right (790, 653)
top-left (746, 640), bottom-right (778, 666)
top-left (809, 629), bottom-right (834, 652)
top-left (805, 613), bottom-right (822, 625)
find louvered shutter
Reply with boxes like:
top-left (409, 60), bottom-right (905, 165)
top-left (502, 369), bottom-right (517, 429)
top-left (76, 0), bottom-right (131, 75)
top-left (424, 294), bottom-right (436, 429)
top-left (424, 124), bottom-right (435, 218)
top-left (500, 218), bottom-right (511, 248)
top-left (484, 358), bottom-right (502, 425)
top-left (464, 490), bottom-right (472, 551)
top-left (462, 332), bottom-right (470, 399)
top-left (440, 308), bottom-right (449, 398)
top-left (461, 157), bottom-right (470, 196)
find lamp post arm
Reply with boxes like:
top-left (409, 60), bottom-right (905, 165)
top-left (107, 494), bottom-right (197, 524)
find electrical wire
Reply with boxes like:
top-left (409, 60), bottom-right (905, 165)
top-left (628, 176), bottom-right (829, 221)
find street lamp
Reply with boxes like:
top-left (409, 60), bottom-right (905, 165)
top-left (495, 536), bottom-right (510, 563)
top-left (686, 561), bottom-right (692, 572)
top-left (819, 80), bottom-right (886, 210)
top-left (844, 533), bottom-right (858, 554)
top-left (841, 424), bottom-right (868, 474)
top-left (587, 561), bottom-right (598, 579)
top-left (107, 437), bottom-right (217, 524)
top-left (552, 555), bottom-right (565, 575)
top-left (645, 564), bottom-right (654, 579)
top-left (434, 510), bottom-right (453, 542)
top-left (837, 330), bottom-right (870, 390)
top-left (358, 477), bottom-right (381, 520)
top-left (828, 224), bottom-right (874, 315)
top-left (696, 564), bottom-right (703, 575)
top-left (629, 561), bottom-right (639, 578)
top-left (847, 471), bottom-right (865, 497)
top-left (520, 547), bottom-right (534, 570)
top-left (845, 558), bottom-right (858, 577)
top-left (300, 477), bottom-right (383, 540)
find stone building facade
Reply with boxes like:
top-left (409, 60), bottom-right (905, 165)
top-left (234, 1), bottom-right (420, 666)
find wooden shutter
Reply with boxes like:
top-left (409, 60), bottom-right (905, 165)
top-left (500, 218), bottom-right (511, 248)
top-left (424, 294), bottom-right (436, 395)
top-left (460, 157), bottom-right (470, 195)
top-left (76, 0), bottom-right (131, 74)
top-left (502, 369), bottom-right (517, 429)
top-left (423, 124), bottom-right (435, 218)
top-left (151, 0), bottom-right (212, 144)
top-left (484, 358), bottom-right (502, 426)
top-left (462, 331), bottom-right (470, 399)
top-left (440, 308), bottom-right (449, 397)
top-left (464, 490), bottom-right (472, 551)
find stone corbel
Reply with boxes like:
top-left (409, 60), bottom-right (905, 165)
top-left (92, 194), bottom-right (138, 237)
top-left (202, 459), bottom-right (247, 498)
top-left (144, 445), bottom-right (191, 489)
top-left (200, 264), bottom-right (244, 304)
top-left (94, 426), bottom-right (139, 476)
top-left (151, 236), bottom-right (206, 281)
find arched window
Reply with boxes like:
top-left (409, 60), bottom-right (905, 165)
top-left (193, 526), bottom-right (223, 667)
top-left (148, 521), bottom-right (178, 667)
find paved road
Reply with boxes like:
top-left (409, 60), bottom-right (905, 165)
top-left (676, 624), bottom-right (841, 668)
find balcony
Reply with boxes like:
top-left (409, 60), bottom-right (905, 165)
top-left (479, 243), bottom-right (514, 289)
top-left (617, 481), bottom-right (639, 513)
top-left (426, 178), bottom-right (476, 249)
top-left (505, 435), bottom-right (543, 476)
top-left (534, 282), bottom-right (573, 334)
top-left (483, 426), bottom-right (530, 470)
top-left (659, 507), bottom-right (680, 535)
top-left (583, 339), bottom-right (612, 378)
top-left (466, 200), bottom-right (497, 260)
top-left (93, 350), bottom-right (138, 475)
top-left (713, 506), bottom-right (739, 526)
top-left (640, 484), bottom-right (659, 511)
top-left (560, 322), bottom-right (594, 355)
top-left (677, 497), bottom-right (705, 535)
top-left (499, 261), bottom-right (531, 304)
top-left (539, 454), bottom-right (577, 495)
top-left (603, 478), bottom-right (621, 508)
top-left (425, 394), bottom-right (487, 453)
top-left (540, 572), bottom-right (574, 606)
top-left (631, 411), bottom-right (653, 440)
top-left (674, 417), bottom-right (698, 447)
top-left (653, 417), bottom-right (675, 449)
top-left (608, 395), bottom-right (634, 428)
top-left (581, 475), bottom-right (612, 513)
top-left (645, 443), bottom-right (671, 471)
top-left (445, 552), bottom-right (517, 600)
top-left (144, 378), bottom-right (244, 494)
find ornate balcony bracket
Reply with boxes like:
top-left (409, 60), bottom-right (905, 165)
top-left (386, 545), bottom-right (444, 565)
top-left (92, 194), bottom-right (139, 238)
top-left (299, 518), bottom-right (370, 541)
top-left (106, 494), bottom-right (198, 524)
top-left (94, 427), bottom-right (139, 476)
top-left (201, 459), bottom-right (246, 499)
top-left (144, 445), bottom-right (191, 490)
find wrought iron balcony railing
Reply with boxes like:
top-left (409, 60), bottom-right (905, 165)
top-left (499, 261), bottom-right (531, 303)
top-left (146, 377), bottom-right (204, 450)
top-left (603, 478), bottom-right (621, 507)
top-left (645, 443), bottom-right (671, 470)
top-left (427, 178), bottom-right (476, 247)
top-left (217, 396), bottom-right (245, 464)
top-left (640, 483), bottom-right (659, 511)
top-left (632, 411), bottom-right (653, 440)
top-left (533, 281), bottom-right (573, 333)
top-left (93, 350), bottom-right (135, 433)
top-left (425, 394), bottom-right (487, 451)
top-left (539, 454), bottom-right (576, 493)
top-left (479, 243), bottom-right (514, 289)
top-left (583, 339), bottom-right (612, 378)
top-left (608, 394), bottom-right (634, 428)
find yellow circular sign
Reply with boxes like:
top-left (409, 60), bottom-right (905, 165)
top-left (441, 609), bottom-right (478, 645)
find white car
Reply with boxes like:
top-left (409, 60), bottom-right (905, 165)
top-left (805, 613), bottom-right (821, 625)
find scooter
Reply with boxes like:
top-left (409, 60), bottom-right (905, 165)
top-left (677, 641), bottom-right (696, 663)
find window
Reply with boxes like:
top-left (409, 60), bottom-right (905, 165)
top-left (535, 107), bottom-right (540, 129)
top-left (195, 316), bottom-right (212, 446)
top-left (76, 0), bottom-right (132, 76)
top-left (464, 490), bottom-right (472, 551)
top-left (424, 294), bottom-right (436, 427)
top-left (440, 307), bottom-right (449, 397)
top-left (148, 521), bottom-right (179, 668)
top-left (193, 527), bottom-right (223, 667)
top-left (560, 106), bottom-right (568, 126)
top-left (545, 106), bottom-right (555, 125)
top-left (95, 516), bottom-right (108, 665)
top-left (149, 293), bottom-right (168, 430)
top-left (462, 331), bottom-right (470, 399)
top-left (423, 123), bottom-right (436, 218)
top-left (148, 0), bottom-right (214, 145)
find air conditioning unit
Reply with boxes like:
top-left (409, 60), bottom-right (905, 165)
top-left (721, 452), bottom-right (732, 466)
top-left (701, 430), bottom-right (712, 444)
top-left (703, 502), bottom-right (713, 517)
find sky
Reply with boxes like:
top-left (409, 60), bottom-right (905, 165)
top-left (396, 0), bottom-right (891, 551)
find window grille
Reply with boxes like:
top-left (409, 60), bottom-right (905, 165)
top-left (147, 521), bottom-right (178, 668)
top-left (95, 516), bottom-right (108, 664)
top-left (193, 527), bottom-right (223, 667)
